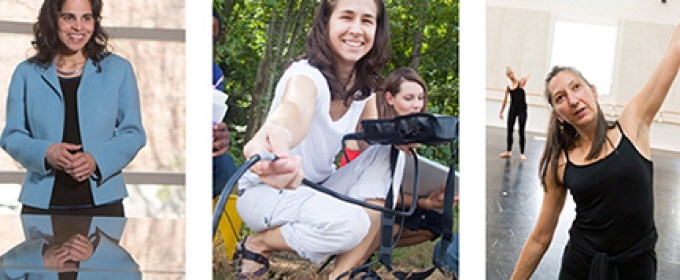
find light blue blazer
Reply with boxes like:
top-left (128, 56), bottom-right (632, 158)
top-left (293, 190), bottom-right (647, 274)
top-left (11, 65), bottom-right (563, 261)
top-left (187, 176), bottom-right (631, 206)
top-left (0, 54), bottom-right (146, 209)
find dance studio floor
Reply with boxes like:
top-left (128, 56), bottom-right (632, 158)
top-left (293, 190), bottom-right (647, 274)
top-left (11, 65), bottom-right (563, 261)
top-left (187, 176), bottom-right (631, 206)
top-left (486, 126), bottom-right (680, 279)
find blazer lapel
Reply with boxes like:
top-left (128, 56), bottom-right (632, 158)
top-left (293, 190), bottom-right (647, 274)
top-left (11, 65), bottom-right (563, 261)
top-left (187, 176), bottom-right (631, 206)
top-left (39, 59), bottom-right (97, 99)
top-left (80, 58), bottom-right (96, 81)
top-left (40, 62), bottom-right (63, 99)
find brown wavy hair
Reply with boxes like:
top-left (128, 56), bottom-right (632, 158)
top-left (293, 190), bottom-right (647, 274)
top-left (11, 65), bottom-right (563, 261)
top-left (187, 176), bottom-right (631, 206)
top-left (29, 0), bottom-right (110, 71)
top-left (376, 67), bottom-right (428, 119)
top-left (304, 0), bottom-right (391, 105)
top-left (539, 66), bottom-right (615, 189)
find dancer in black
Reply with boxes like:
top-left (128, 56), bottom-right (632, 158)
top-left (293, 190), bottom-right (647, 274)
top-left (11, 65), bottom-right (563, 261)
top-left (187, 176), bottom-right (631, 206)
top-left (499, 66), bottom-right (530, 160)
top-left (511, 23), bottom-right (680, 279)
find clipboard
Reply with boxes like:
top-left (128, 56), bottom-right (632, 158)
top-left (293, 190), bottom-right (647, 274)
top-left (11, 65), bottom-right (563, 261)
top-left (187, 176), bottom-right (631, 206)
top-left (401, 154), bottom-right (457, 197)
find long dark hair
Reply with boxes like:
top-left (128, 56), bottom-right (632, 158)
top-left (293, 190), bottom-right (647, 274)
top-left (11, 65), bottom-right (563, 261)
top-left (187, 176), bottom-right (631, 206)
top-left (29, 0), bottom-right (110, 69)
top-left (304, 0), bottom-right (391, 105)
top-left (376, 67), bottom-right (428, 119)
top-left (539, 66), bottom-right (615, 189)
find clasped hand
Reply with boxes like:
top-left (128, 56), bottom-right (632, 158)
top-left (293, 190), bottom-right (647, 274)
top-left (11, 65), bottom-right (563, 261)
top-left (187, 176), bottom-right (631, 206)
top-left (42, 234), bottom-right (94, 272)
top-left (45, 143), bottom-right (96, 182)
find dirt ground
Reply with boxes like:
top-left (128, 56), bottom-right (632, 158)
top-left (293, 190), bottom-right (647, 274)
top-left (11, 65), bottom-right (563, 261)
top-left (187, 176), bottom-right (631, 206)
top-left (213, 239), bottom-right (456, 279)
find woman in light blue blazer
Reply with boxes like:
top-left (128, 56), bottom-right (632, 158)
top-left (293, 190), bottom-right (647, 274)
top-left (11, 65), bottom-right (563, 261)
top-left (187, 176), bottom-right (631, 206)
top-left (0, 0), bottom-right (146, 216)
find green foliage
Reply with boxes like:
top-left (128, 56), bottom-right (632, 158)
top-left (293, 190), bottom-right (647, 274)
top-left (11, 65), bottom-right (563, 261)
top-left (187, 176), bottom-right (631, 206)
top-left (387, 0), bottom-right (459, 164)
top-left (215, 0), bottom-right (459, 166)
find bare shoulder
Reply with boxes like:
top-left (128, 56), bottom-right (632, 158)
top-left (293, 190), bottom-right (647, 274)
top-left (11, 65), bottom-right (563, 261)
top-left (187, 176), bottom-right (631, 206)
top-left (284, 74), bottom-right (318, 99)
top-left (547, 152), bottom-right (568, 192)
top-left (615, 117), bottom-right (652, 159)
top-left (520, 74), bottom-right (531, 87)
top-left (360, 94), bottom-right (378, 120)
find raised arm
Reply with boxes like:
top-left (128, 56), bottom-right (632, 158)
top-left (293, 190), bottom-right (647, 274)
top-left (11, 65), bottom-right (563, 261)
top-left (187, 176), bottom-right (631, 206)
top-left (520, 74), bottom-right (531, 88)
top-left (511, 172), bottom-right (568, 280)
top-left (619, 23), bottom-right (680, 149)
top-left (242, 75), bottom-right (317, 189)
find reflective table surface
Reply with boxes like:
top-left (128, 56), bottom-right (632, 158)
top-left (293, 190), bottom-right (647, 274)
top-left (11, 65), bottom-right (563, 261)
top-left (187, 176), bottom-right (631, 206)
top-left (0, 214), bottom-right (185, 279)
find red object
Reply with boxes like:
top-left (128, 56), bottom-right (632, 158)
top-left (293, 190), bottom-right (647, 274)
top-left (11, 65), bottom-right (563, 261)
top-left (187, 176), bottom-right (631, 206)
top-left (339, 147), bottom-right (362, 167)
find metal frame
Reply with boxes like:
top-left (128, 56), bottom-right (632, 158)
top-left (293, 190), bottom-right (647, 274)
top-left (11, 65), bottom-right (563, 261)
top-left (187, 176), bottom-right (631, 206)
top-left (0, 20), bottom-right (185, 42)
top-left (0, 171), bottom-right (185, 185)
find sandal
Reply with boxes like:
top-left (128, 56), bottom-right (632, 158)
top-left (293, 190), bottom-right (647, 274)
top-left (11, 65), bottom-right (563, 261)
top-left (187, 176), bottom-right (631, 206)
top-left (393, 267), bottom-right (436, 280)
top-left (336, 267), bottom-right (381, 280)
top-left (236, 236), bottom-right (270, 279)
top-left (359, 269), bottom-right (381, 280)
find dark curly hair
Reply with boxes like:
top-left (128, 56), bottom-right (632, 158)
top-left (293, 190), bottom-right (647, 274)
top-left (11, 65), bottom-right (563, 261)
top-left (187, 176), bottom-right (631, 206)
top-left (304, 0), bottom-right (391, 105)
top-left (29, 0), bottom-right (110, 70)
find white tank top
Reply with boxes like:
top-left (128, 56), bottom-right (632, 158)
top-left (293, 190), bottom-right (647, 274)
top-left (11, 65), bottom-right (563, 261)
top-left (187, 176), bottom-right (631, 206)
top-left (239, 60), bottom-right (371, 189)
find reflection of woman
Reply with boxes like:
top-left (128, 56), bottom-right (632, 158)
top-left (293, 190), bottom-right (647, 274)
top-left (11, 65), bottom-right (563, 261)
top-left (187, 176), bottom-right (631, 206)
top-left (235, 0), bottom-right (394, 278)
top-left (498, 66), bottom-right (530, 160)
top-left (511, 24), bottom-right (680, 279)
top-left (0, 0), bottom-right (146, 217)
top-left (0, 215), bottom-right (140, 279)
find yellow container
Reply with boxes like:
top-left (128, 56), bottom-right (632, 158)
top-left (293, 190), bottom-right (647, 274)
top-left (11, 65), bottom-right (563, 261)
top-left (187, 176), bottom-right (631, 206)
top-left (213, 194), bottom-right (243, 260)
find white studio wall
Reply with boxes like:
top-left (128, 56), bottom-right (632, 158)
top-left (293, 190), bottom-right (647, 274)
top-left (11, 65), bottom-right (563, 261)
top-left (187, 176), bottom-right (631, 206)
top-left (486, 0), bottom-right (680, 152)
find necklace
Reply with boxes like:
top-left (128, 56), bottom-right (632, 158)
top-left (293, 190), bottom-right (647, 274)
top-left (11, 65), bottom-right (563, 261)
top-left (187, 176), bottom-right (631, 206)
top-left (56, 65), bottom-right (85, 76)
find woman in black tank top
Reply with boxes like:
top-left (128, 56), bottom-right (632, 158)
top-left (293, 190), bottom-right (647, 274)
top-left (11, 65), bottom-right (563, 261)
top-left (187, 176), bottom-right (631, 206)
top-left (511, 24), bottom-right (680, 279)
top-left (498, 66), bottom-right (530, 160)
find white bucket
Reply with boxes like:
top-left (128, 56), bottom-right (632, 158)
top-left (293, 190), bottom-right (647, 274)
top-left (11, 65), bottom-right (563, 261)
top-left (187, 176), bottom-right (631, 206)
top-left (213, 89), bottom-right (229, 123)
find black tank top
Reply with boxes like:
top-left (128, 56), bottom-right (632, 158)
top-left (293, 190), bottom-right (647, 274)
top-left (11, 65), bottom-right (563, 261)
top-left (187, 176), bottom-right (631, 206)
top-left (508, 85), bottom-right (527, 112)
top-left (564, 122), bottom-right (655, 255)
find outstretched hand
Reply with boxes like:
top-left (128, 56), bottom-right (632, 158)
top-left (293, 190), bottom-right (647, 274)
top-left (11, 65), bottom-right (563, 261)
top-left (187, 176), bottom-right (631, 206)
top-left (243, 124), bottom-right (304, 190)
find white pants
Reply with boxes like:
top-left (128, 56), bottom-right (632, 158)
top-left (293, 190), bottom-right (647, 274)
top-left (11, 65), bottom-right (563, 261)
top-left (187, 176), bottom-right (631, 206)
top-left (236, 145), bottom-right (405, 263)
